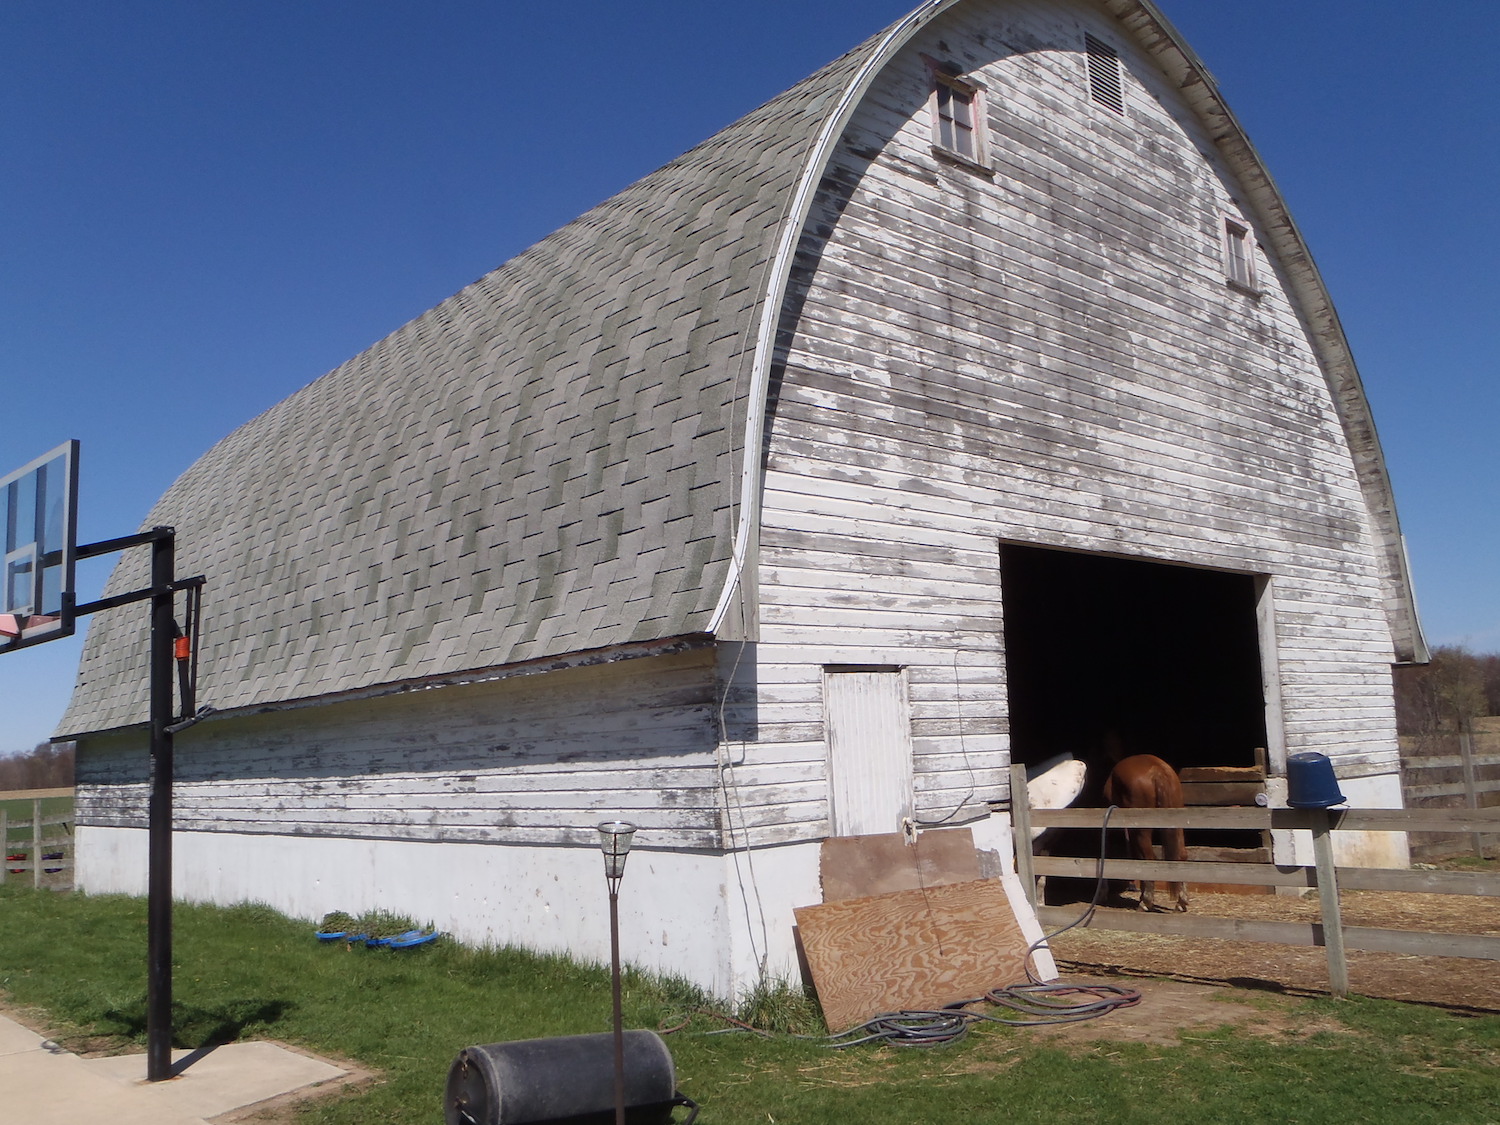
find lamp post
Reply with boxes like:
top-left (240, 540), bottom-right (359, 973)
top-left (597, 821), bottom-right (637, 1125)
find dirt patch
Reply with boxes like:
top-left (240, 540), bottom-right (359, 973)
top-left (1017, 977), bottom-right (1344, 1048)
top-left (1043, 889), bottom-right (1500, 1017)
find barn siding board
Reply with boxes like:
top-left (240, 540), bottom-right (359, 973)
top-left (75, 649), bottom-right (724, 844)
top-left (773, 365), bottom-right (1362, 484)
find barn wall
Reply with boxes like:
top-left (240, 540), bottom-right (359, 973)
top-left (74, 647), bottom-right (724, 847)
top-left (73, 823), bottom-right (821, 996)
top-left (744, 0), bottom-right (1401, 848)
top-left (69, 644), bottom-right (830, 993)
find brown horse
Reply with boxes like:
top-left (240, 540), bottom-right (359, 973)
top-left (1102, 754), bottom-right (1189, 913)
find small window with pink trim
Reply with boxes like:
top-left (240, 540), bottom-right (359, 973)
top-left (926, 60), bottom-right (990, 173)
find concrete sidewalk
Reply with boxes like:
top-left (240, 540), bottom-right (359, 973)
top-left (0, 1010), bottom-right (354, 1124)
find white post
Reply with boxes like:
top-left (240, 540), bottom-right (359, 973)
top-left (1310, 809), bottom-right (1348, 998)
top-left (1009, 763), bottom-right (1037, 910)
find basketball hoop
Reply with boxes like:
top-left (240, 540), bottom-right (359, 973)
top-left (0, 613), bottom-right (61, 643)
top-left (2, 441), bottom-right (78, 651)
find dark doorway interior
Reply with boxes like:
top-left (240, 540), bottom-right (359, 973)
top-left (1001, 544), bottom-right (1268, 782)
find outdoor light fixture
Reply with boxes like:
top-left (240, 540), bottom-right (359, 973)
top-left (597, 820), bottom-right (637, 1125)
top-left (598, 820), bottom-right (636, 890)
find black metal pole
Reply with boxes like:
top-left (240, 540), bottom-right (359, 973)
top-left (609, 887), bottom-right (625, 1125)
top-left (146, 527), bottom-right (175, 1082)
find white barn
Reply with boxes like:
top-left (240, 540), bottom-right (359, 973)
top-left (61, 0), bottom-right (1425, 997)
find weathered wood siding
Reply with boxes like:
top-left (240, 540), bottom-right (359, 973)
top-left (74, 647), bottom-right (724, 848)
top-left (744, 0), bottom-right (1400, 844)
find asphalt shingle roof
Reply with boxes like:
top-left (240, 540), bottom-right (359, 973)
top-left (58, 41), bottom-right (876, 736)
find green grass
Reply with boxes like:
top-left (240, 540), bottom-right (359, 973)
top-left (1, 885), bottom-right (1496, 1124)
top-left (1434, 854), bottom-right (1497, 872)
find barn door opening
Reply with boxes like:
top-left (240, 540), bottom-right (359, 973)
top-left (824, 667), bottom-right (914, 836)
top-left (999, 545), bottom-right (1269, 781)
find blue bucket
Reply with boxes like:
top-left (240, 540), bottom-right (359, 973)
top-left (1286, 752), bottom-right (1346, 808)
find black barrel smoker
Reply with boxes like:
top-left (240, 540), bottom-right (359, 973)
top-left (445, 1030), bottom-right (698, 1125)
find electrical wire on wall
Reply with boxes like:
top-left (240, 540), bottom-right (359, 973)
top-left (912, 646), bottom-right (982, 829)
top-left (706, 168), bottom-right (813, 981)
top-left (715, 637), bottom-right (770, 978)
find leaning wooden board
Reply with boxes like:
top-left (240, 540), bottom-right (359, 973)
top-left (818, 828), bottom-right (980, 903)
top-left (794, 878), bottom-right (1032, 1032)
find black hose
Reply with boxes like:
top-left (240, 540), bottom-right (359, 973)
top-left (1022, 804), bottom-right (1118, 983)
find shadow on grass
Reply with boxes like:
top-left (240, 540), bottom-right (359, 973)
top-left (98, 996), bottom-right (297, 1056)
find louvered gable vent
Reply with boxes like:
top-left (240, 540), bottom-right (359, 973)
top-left (1085, 32), bottom-right (1124, 113)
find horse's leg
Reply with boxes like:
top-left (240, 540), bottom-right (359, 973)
top-left (1129, 826), bottom-right (1159, 911)
top-left (1152, 765), bottom-right (1190, 913)
top-left (1163, 824), bottom-right (1189, 912)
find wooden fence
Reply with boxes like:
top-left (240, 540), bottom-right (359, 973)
top-left (1400, 718), bottom-right (1500, 860)
top-left (1009, 765), bottom-right (1500, 998)
top-left (0, 787), bottom-right (74, 890)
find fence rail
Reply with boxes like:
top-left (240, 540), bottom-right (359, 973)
top-left (0, 787), bottom-right (74, 802)
top-left (1009, 763), bottom-right (1500, 998)
top-left (1, 795), bottom-right (73, 890)
top-left (1401, 723), bottom-right (1500, 859)
top-left (1034, 856), bottom-right (1499, 897)
top-left (1030, 906), bottom-right (1498, 962)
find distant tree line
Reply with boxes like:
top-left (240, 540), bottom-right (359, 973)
top-left (0, 742), bottom-right (75, 790)
top-left (1394, 645), bottom-right (1500, 740)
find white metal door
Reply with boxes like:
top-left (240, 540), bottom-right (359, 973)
top-left (824, 668), bottom-right (914, 837)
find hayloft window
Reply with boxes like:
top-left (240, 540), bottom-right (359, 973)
top-left (936, 77), bottom-right (977, 159)
top-left (926, 61), bottom-right (990, 172)
top-left (1224, 217), bottom-right (1258, 292)
top-left (1084, 33), bottom-right (1124, 114)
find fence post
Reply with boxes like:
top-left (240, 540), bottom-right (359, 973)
top-left (1458, 720), bottom-right (1484, 858)
top-left (1009, 762), bottom-right (1038, 911)
top-left (1311, 809), bottom-right (1348, 998)
top-left (32, 798), bottom-right (42, 890)
top-left (0, 807), bottom-right (7, 886)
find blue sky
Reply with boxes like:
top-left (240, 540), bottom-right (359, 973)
top-left (2, 1), bottom-right (1496, 756)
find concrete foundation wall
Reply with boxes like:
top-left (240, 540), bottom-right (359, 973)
top-left (74, 825), bottom-right (824, 999)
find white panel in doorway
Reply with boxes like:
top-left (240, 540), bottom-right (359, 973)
top-left (824, 668), bottom-right (914, 837)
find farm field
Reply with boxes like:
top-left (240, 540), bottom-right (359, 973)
top-left (1, 885), bottom-right (1496, 1125)
top-left (0, 792), bottom-right (72, 824)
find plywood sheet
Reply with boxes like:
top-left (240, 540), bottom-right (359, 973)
top-left (794, 878), bottom-right (1032, 1031)
top-left (819, 828), bottom-right (979, 903)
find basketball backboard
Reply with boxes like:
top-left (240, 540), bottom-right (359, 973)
top-left (1, 440), bottom-right (78, 650)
